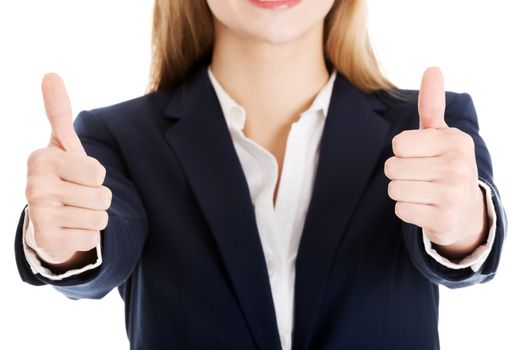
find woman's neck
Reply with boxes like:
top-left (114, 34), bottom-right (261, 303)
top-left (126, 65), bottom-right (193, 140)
top-left (209, 17), bottom-right (330, 130)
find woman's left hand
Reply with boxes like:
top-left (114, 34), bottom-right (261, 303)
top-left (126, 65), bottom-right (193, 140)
top-left (384, 67), bottom-right (488, 259)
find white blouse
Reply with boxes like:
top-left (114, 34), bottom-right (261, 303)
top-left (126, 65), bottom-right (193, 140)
top-left (22, 65), bottom-right (497, 350)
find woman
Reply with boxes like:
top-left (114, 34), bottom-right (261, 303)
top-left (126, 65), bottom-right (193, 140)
top-left (14, 0), bottom-right (506, 349)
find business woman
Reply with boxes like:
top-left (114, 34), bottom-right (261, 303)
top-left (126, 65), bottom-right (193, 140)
top-left (14, 0), bottom-right (507, 349)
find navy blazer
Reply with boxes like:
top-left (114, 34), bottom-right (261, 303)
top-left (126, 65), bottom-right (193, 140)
top-left (14, 63), bottom-right (507, 350)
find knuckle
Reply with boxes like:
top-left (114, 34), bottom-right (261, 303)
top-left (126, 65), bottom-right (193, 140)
top-left (394, 201), bottom-right (404, 217)
top-left (384, 157), bottom-right (395, 177)
top-left (31, 220), bottom-right (47, 238)
top-left (460, 134), bottom-right (475, 154)
top-left (95, 186), bottom-right (112, 210)
top-left (79, 231), bottom-right (100, 250)
top-left (447, 126), bottom-right (460, 135)
top-left (101, 186), bottom-right (113, 209)
top-left (96, 162), bottom-right (107, 185)
top-left (449, 132), bottom-right (472, 153)
top-left (88, 231), bottom-right (101, 248)
top-left (27, 148), bottom-right (53, 174)
top-left (388, 181), bottom-right (398, 199)
top-left (32, 230), bottom-right (48, 248)
top-left (29, 206), bottom-right (50, 227)
top-left (450, 127), bottom-right (467, 140)
top-left (85, 159), bottom-right (105, 186)
top-left (31, 220), bottom-right (48, 240)
top-left (27, 148), bottom-right (46, 166)
top-left (465, 133), bottom-right (475, 147)
top-left (26, 178), bottom-right (59, 204)
top-left (25, 180), bottom-right (38, 202)
top-left (91, 231), bottom-right (101, 246)
top-left (431, 231), bottom-right (451, 245)
top-left (88, 158), bottom-right (106, 186)
top-left (426, 229), bottom-right (443, 242)
top-left (95, 210), bottom-right (109, 230)
top-left (28, 206), bottom-right (42, 224)
top-left (392, 134), bottom-right (403, 155)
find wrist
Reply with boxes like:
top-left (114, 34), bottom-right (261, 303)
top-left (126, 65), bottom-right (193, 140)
top-left (433, 184), bottom-right (488, 261)
top-left (39, 249), bottom-right (98, 275)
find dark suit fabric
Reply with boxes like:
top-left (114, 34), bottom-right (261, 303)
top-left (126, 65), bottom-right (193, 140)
top-left (14, 63), bottom-right (507, 350)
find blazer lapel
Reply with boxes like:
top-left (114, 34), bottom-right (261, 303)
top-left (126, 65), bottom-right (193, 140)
top-left (162, 65), bottom-right (282, 350)
top-left (292, 74), bottom-right (392, 350)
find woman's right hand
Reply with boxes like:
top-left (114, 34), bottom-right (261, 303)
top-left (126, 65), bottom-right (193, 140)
top-left (25, 73), bottom-right (112, 265)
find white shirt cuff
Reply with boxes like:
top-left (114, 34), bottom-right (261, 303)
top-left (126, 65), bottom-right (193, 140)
top-left (422, 179), bottom-right (497, 272)
top-left (22, 207), bottom-right (103, 281)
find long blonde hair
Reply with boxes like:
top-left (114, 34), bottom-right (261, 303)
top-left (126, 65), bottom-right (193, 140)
top-left (148, 0), bottom-right (394, 93)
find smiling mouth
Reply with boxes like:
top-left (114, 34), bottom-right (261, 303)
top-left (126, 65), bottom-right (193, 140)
top-left (247, 0), bottom-right (302, 10)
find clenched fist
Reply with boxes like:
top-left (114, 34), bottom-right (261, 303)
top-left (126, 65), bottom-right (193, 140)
top-left (384, 67), bottom-right (488, 258)
top-left (25, 73), bottom-right (112, 265)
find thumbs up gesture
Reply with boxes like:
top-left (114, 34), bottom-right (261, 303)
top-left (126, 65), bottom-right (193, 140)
top-left (384, 67), bottom-right (488, 258)
top-left (25, 73), bottom-right (112, 265)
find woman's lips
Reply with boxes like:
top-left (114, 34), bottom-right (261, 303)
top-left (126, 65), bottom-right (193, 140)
top-left (248, 0), bottom-right (302, 10)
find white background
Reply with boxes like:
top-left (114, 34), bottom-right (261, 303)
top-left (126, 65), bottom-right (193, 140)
top-left (1, 0), bottom-right (522, 349)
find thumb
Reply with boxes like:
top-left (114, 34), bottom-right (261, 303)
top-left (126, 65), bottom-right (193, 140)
top-left (42, 73), bottom-right (86, 154)
top-left (418, 67), bottom-right (448, 129)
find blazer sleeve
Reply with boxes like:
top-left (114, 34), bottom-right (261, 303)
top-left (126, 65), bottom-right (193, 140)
top-left (14, 109), bottom-right (149, 299)
top-left (401, 92), bottom-right (508, 289)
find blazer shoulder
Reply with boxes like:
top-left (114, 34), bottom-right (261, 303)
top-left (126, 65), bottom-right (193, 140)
top-left (72, 89), bottom-right (176, 141)
top-left (376, 88), bottom-right (474, 110)
top-left (87, 89), bottom-right (174, 122)
top-left (374, 88), bottom-right (478, 127)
